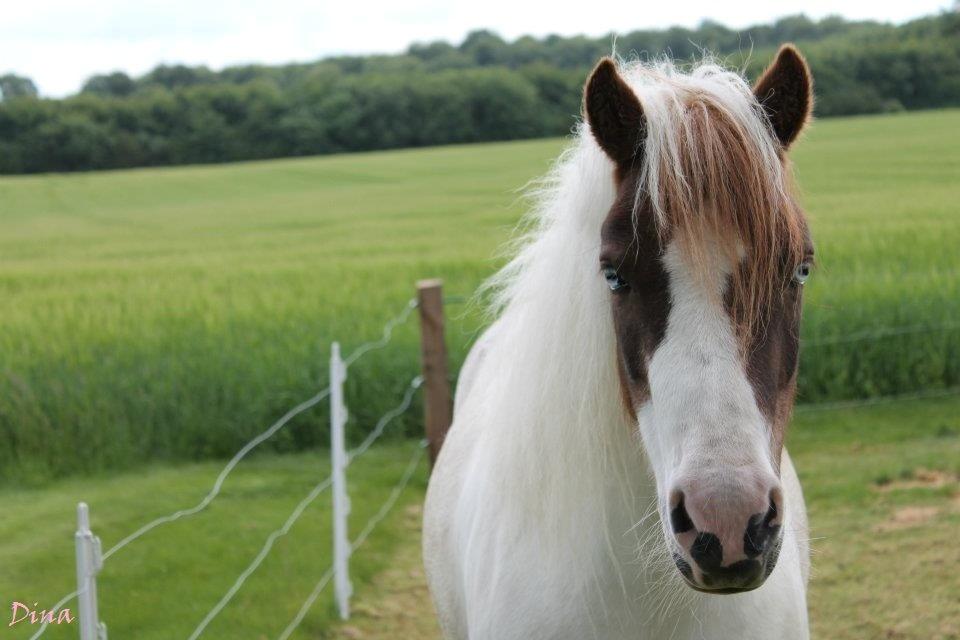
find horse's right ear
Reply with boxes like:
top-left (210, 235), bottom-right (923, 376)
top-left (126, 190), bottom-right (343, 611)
top-left (584, 58), bottom-right (645, 166)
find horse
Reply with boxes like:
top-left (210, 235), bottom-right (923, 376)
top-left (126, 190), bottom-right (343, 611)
top-left (424, 44), bottom-right (815, 640)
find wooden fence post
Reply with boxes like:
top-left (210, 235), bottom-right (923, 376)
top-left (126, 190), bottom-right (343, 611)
top-left (416, 279), bottom-right (452, 465)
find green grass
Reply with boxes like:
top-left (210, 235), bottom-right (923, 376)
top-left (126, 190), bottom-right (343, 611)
top-left (0, 443), bottom-right (429, 640)
top-left (1, 109), bottom-right (958, 482)
top-left (792, 396), bottom-right (960, 639)
top-left (0, 397), bottom-right (956, 639)
top-left (331, 395), bottom-right (960, 640)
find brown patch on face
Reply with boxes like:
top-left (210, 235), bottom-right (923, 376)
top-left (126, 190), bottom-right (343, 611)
top-left (615, 357), bottom-right (639, 423)
top-left (601, 165), bottom-right (672, 413)
top-left (726, 226), bottom-right (812, 466)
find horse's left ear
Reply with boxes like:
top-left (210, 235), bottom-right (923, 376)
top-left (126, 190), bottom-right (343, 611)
top-left (584, 57), bottom-right (646, 166)
top-left (753, 44), bottom-right (813, 149)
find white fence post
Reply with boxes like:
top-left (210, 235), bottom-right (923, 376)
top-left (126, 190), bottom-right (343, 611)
top-left (329, 342), bottom-right (352, 619)
top-left (75, 502), bottom-right (107, 640)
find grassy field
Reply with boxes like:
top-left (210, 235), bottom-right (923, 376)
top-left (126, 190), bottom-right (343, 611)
top-left (0, 443), bottom-right (431, 639)
top-left (1, 397), bottom-right (956, 639)
top-left (2, 105), bottom-right (959, 636)
top-left (1, 109), bottom-right (959, 483)
top-left (339, 395), bottom-right (960, 640)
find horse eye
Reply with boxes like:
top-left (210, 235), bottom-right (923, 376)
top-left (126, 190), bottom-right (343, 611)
top-left (793, 261), bottom-right (812, 285)
top-left (603, 266), bottom-right (628, 292)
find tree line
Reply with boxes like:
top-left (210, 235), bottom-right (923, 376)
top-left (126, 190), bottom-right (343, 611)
top-left (1, 12), bottom-right (958, 174)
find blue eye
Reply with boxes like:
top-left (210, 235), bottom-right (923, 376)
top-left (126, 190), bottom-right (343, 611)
top-left (603, 266), bottom-right (628, 292)
top-left (793, 261), bottom-right (813, 285)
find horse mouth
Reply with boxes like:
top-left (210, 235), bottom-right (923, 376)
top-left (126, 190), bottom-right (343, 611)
top-left (672, 542), bottom-right (781, 594)
top-left (685, 582), bottom-right (760, 595)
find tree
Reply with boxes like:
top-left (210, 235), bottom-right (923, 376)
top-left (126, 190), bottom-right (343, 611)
top-left (143, 65), bottom-right (215, 90)
top-left (0, 74), bottom-right (38, 100)
top-left (460, 30), bottom-right (509, 66)
top-left (82, 72), bottom-right (136, 97)
top-left (2, 13), bottom-right (960, 174)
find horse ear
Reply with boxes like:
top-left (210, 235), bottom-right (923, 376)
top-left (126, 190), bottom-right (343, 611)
top-left (753, 44), bottom-right (813, 149)
top-left (584, 58), bottom-right (645, 166)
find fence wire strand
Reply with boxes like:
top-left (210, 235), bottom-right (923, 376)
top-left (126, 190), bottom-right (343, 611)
top-left (187, 476), bottom-right (333, 640)
top-left (805, 321), bottom-right (960, 347)
top-left (28, 587), bottom-right (83, 640)
top-left (187, 374), bottom-right (421, 638)
top-left (31, 298), bottom-right (418, 640)
top-left (351, 440), bottom-right (428, 552)
top-left (104, 389), bottom-right (330, 562)
top-left (348, 375), bottom-right (423, 463)
top-left (795, 386), bottom-right (960, 413)
top-left (343, 299), bottom-right (418, 367)
top-left (276, 566), bottom-right (335, 640)
top-left (104, 297), bottom-right (416, 561)
top-left (28, 298), bottom-right (960, 639)
top-left (276, 441), bottom-right (427, 640)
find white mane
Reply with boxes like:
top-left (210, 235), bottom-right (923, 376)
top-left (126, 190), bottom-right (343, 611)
top-left (464, 131), bottom-right (649, 627)
top-left (477, 127), bottom-right (633, 523)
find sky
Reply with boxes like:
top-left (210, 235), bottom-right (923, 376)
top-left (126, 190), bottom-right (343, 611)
top-left (2, 0), bottom-right (953, 97)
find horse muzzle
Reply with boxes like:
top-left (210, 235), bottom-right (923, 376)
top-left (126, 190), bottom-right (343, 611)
top-left (673, 536), bottom-right (783, 593)
top-left (667, 477), bottom-right (784, 593)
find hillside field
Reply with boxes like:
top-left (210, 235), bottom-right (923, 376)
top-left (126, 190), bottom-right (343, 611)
top-left (1, 109), bottom-right (958, 482)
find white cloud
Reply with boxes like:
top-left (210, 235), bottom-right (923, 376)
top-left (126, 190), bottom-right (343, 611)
top-left (1, 0), bottom-right (952, 97)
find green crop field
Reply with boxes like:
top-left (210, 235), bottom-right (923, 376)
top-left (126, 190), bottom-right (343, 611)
top-left (1, 109), bottom-right (959, 483)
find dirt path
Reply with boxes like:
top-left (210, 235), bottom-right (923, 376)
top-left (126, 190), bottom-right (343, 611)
top-left (332, 503), bottom-right (441, 640)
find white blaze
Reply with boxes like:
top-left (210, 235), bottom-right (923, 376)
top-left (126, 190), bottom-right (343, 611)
top-left (637, 240), bottom-right (775, 496)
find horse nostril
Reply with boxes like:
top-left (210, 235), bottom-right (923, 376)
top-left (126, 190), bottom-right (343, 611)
top-left (743, 490), bottom-right (783, 558)
top-left (690, 532), bottom-right (724, 572)
top-left (670, 493), bottom-right (694, 534)
top-left (764, 490), bottom-right (779, 527)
